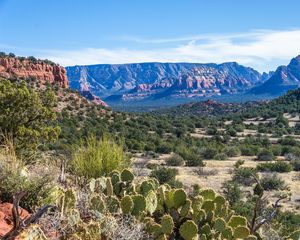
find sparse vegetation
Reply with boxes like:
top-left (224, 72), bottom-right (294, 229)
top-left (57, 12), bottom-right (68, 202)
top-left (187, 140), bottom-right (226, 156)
top-left (1, 67), bottom-right (300, 239)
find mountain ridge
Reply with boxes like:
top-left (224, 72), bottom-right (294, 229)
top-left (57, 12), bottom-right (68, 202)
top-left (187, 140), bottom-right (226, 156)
top-left (250, 55), bottom-right (300, 95)
top-left (66, 61), bottom-right (269, 103)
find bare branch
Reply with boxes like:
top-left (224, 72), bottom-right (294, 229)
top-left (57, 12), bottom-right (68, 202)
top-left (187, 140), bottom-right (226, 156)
top-left (252, 196), bottom-right (286, 233)
top-left (2, 192), bottom-right (56, 240)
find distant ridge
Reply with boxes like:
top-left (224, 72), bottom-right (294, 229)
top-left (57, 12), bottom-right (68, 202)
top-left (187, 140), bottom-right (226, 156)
top-left (250, 55), bottom-right (300, 95)
top-left (66, 62), bottom-right (269, 103)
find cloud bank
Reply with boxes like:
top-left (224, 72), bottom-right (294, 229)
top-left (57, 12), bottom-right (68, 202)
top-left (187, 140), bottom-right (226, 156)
top-left (39, 29), bottom-right (300, 72)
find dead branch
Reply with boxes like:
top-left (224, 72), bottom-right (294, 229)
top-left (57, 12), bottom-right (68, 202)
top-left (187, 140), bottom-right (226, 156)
top-left (2, 192), bottom-right (55, 240)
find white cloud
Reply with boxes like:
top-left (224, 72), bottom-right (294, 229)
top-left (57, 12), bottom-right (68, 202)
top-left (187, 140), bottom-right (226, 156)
top-left (38, 29), bottom-right (300, 72)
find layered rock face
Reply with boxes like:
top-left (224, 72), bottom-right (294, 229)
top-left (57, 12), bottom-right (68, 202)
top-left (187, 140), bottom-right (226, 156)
top-left (0, 57), bottom-right (69, 88)
top-left (67, 62), bottom-right (267, 102)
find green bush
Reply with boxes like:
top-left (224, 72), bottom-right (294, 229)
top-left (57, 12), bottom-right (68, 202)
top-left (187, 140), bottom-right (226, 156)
top-left (225, 146), bottom-right (241, 157)
top-left (72, 135), bottom-right (129, 178)
top-left (222, 181), bottom-right (243, 206)
top-left (214, 152), bottom-right (228, 160)
top-left (166, 154), bottom-right (185, 166)
top-left (257, 149), bottom-right (274, 161)
top-left (150, 167), bottom-right (178, 184)
top-left (185, 154), bottom-right (204, 166)
top-left (270, 145), bottom-right (282, 156)
top-left (232, 167), bottom-right (257, 186)
top-left (227, 127), bottom-right (237, 137)
top-left (205, 126), bottom-right (218, 135)
top-left (290, 160), bottom-right (300, 171)
top-left (156, 142), bottom-right (173, 154)
top-left (256, 161), bottom-right (293, 173)
top-left (201, 146), bottom-right (218, 159)
top-left (239, 145), bottom-right (259, 156)
top-left (260, 174), bottom-right (287, 190)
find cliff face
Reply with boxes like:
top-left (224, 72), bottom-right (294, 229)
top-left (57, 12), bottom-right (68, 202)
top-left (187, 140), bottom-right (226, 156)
top-left (0, 57), bottom-right (69, 88)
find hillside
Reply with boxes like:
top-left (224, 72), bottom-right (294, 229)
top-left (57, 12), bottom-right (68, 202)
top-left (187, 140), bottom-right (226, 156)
top-left (66, 62), bottom-right (268, 103)
top-left (0, 53), bottom-right (108, 108)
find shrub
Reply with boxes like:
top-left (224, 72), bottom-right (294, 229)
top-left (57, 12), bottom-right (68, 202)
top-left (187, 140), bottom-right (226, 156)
top-left (150, 167), bottom-right (178, 184)
top-left (256, 161), bottom-right (293, 173)
top-left (291, 160), bottom-right (300, 171)
top-left (240, 145), bottom-right (259, 156)
top-left (227, 127), bottom-right (237, 137)
top-left (279, 137), bottom-right (299, 146)
top-left (156, 142), bottom-right (173, 154)
top-left (196, 167), bottom-right (218, 176)
top-left (270, 145), bottom-right (282, 156)
top-left (205, 126), bottom-right (218, 135)
top-left (72, 135), bottom-right (129, 179)
top-left (234, 159), bottom-right (245, 168)
top-left (214, 153), bottom-right (228, 160)
top-left (275, 211), bottom-right (300, 237)
top-left (222, 181), bottom-right (243, 206)
top-left (225, 146), bottom-right (241, 157)
top-left (185, 154), bottom-right (204, 166)
top-left (260, 173), bottom-right (287, 190)
top-left (284, 153), bottom-right (298, 161)
top-left (201, 147), bottom-right (218, 159)
top-left (232, 167), bottom-right (257, 186)
top-left (257, 149), bottom-right (274, 161)
top-left (166, 154), bottom-right (185, 166)
top-left (175, 146), bottom-right (204, 166)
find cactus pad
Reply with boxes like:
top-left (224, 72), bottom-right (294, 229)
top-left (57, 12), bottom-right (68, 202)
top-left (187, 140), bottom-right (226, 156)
top-left (121, 168), bottom-right (134, 182)
top-left (145, 190), bottom-right (158, 214)
top-left (233, 226), bottom-right (250, 239)
top-left (228, 215), bottom-right (247, 228)
top-left (199, 189), bottom-right (216, 201)
top-left (160, 214), bottom-right (174, 235)
top-left (132, 194), bottom-right (146, 216)
top-left (121, 195), bottom-right (134, 214)
top-left (173, 188), bottom-right (187, 208)
top-left (179, 220), bottom-right (198, 240)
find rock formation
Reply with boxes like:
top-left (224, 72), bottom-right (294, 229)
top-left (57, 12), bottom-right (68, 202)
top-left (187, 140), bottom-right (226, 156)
top-left (0, 57), bottom-right (69, 88)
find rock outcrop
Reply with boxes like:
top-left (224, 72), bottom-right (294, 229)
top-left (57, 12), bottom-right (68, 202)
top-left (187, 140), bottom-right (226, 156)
top-left (0, 57), bottom-right (69, 88)
top-left (0, 203), bottom-right (30, 238)
top-left (0, 55), bottom-right (108, 107)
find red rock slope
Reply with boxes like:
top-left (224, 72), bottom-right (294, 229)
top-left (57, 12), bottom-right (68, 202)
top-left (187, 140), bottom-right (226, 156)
top-left (0, 57), bottom-right (69, 88)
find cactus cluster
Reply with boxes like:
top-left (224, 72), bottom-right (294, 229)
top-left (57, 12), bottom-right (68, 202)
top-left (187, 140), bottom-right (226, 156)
top-left (141, 186), bottom-right (257, 240)
top-left (21, 168), bottom-right (299, 240)
top-left (85, 169), bottom-right (256, 239)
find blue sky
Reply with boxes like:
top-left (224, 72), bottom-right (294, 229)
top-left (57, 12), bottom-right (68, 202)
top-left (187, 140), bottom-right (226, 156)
top-left (1, 0), bottom-right (300, 72)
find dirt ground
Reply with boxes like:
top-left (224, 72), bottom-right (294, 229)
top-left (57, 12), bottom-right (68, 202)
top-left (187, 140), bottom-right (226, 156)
top-left (132, 154), bottom-right (300, 213)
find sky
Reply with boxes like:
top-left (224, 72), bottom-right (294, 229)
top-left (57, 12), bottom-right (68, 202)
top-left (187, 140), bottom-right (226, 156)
top-left (1, 0), bottom-right (300, 72)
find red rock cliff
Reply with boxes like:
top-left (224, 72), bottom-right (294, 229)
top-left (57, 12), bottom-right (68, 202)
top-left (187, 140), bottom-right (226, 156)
top-left (0, 57), bottom-right (69, 88)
